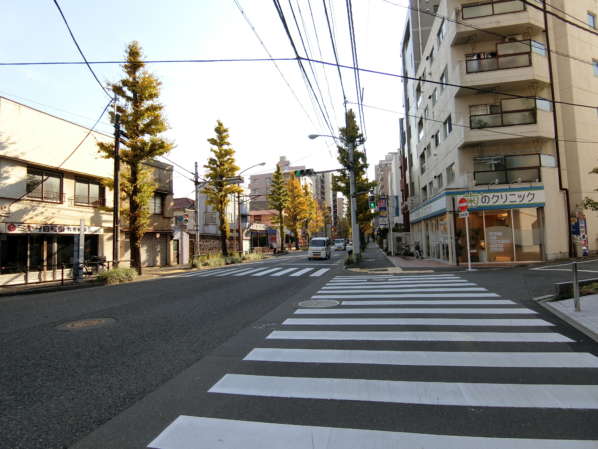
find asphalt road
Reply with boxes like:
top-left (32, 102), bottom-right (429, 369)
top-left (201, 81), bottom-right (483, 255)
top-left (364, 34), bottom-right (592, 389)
top-left (0, 250), bottom-right (345, 449)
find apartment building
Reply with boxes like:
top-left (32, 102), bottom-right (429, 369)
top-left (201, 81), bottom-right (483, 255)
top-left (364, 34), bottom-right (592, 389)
top-left (374, 152), bottom-right (404, 254)
top-left (0, 97), bottom-right (174, 284)
top-left (400, 0), bottom-right (598, 264)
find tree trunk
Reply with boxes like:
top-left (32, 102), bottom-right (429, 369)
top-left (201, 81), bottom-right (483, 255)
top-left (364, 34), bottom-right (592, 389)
top-left (129, 163), bottom-right (142, 275)
top-left (279, 211), bottom-right (285, 252)
top-left (294, 228), bottom-right (300, 250)
top-left (218, 208), bottom-right (228, 257)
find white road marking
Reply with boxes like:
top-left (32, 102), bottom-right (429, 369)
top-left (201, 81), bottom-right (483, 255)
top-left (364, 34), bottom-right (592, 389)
top-left (209, 374), bottom-right (598, 409)
top-left (294, 308), bottom-right (536, 315)
top-left (313, 293), bottom-right (500, 299)
top-left (245, 348), bottom-right (598, 368)
top-left (318, 287), bottom-right (488, 293)
top-left (283, 317), bottom-right (552, 326)
top-left (341, 300), bottom-right (516, 305)
top-left (148, 416), bottom-right (598, 449)
top-left (326, 281), bottom-right (473, 286)
top-left (290, 268), bottom-right (314, 277)
top-left (233, 268), bottom-right (268, 276)
top-left (310, 268), bottom-right (331, 277)
top-left (267, 330), bottom-right (574, 342)
top-left (270, 268), bottom-right (300, 277)
top-left (252, 267), bottom-right (284, 277)
top-left (214, 267), bottom-right (251, 276)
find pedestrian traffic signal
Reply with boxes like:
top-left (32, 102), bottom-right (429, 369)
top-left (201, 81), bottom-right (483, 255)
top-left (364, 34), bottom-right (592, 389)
top-left (294, 168), bottom-right (315, 177)
top-left (368, 195), bottom-right (376, 210)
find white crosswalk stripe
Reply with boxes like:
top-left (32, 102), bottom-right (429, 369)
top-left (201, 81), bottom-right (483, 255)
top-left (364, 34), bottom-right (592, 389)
top-left (149, 272), bottom-right (598, 448)
top-left (176, 265), bottom-right (331, 278)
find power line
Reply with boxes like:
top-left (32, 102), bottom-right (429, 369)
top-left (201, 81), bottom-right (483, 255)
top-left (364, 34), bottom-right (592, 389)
top-left (346, 0), bottom-right (367, 143)
top-left (521, 0), bottom-right (598, 38)
top-left (0, 57), bottom-right (297, 66)
top-left (232, 0), bottom-right (318, 128)
top-left (51, 0), bottom-right (112, 99)
top-left (5, 99), bottom-right (113, 210)
top-left (158, 155), bottom-right (208, 182)
top-left (272, 0), bottom-right (336, 136)
top-left (350, 100), bottom-right (598, 145)
top-left (322, 0), bottom-right (348, 114)
top-left (287, 0), bottom-right (335, 132)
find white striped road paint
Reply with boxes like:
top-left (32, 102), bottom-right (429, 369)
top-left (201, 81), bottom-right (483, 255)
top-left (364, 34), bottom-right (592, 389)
top-left (282, 317), bottom-right (552, 327)
top-left (214, 267), bottom-right (252, 277)
top-left (267, 330), bottom-right (574, 343)
top-left (310, 268), bottom-right (331, 277)
top-left (312, 293), bottom-right (500, 299)
top-left (341, 300), bottom-right (516, 306)
top-left (147, 415), bottom-right (598, 449)
top-left (293, 308), bottom-right (536, 315)
top-left (331, 276), bottom-right (459, 281)
top-left (290, 268), bottom-right (314, 277)
top-left (244, 348), bottom-right (598, 368)
top-left (252, 267), bottom-right (284, 277)
top-left (209, 374), bottom-right (598, 409)
top-left (318, 287), bottom-right (488, 293)
top-left (326, 281), bottom-right (474, 286)
top-left (270, 267), bottom-right (299, 277)
top-left (233, 267), bottom-right (268, 276)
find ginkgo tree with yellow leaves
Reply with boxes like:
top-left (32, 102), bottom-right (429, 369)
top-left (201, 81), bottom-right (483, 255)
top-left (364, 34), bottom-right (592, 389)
top-left (98, 41), bottom-right (173, 274)
top-left (303, 184), bottom-right (325, 242)
top-left (202, 121), bottom-right (242, 257)
top-left (284, 174), bottom-right (308, 249)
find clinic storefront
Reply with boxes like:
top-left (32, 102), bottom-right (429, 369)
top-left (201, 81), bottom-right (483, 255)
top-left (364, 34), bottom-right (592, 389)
top-left (410, 186), bottom-right (546, 265)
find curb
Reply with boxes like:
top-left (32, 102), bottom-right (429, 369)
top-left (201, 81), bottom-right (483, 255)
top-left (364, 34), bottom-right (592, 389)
top-left (539, 300), bottom-right (598, 344)
top-left (0, 280), bottom-right (103, 298)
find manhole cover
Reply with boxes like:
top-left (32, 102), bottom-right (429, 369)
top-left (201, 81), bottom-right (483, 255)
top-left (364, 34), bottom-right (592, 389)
top-left (298, 299), bottom-right (340, 308)
top-left (56, 318), bottom-right (116, 331)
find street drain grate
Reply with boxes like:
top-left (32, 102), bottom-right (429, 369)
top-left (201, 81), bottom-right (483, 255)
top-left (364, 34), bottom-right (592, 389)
top-left (56, 318), bottom-right (116, 331)
top-left (298, 299), bottom-right (339, 308)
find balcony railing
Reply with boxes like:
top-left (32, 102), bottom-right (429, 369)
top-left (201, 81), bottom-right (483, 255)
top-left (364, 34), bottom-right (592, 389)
top-left (462, 0), bottom-right (525, 20)
top-left (470, 98), bottom-right (537, 129)
top-left (466, 52), bottom-right (531, 73)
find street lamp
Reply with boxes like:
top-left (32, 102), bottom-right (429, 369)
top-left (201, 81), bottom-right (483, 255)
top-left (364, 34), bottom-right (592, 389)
top-left (308, 134), bottom-right (361, 257)
top-left (237, 162), bottom-right (266, 253)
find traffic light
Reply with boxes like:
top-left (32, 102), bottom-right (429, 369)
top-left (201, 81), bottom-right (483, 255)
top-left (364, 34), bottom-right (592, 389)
top-left (293, 168), bottom-right (315, 177)
top-left (368, 195), bottom-right (376, 211)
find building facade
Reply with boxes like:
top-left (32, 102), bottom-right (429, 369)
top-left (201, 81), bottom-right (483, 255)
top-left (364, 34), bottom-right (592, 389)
top-left (0, 97), bottom-right (174, 284)
top-left (400, 0), bottom-right (598, 264)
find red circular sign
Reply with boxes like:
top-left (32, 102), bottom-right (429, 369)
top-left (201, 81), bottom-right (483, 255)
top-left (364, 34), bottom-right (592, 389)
top-left (7, 223), bottom-right (16, 232)
top-left (458, 197), bottom-right (468, 212)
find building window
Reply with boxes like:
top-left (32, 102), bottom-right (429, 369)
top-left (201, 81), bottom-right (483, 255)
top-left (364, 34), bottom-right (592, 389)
top-left (431, 88), bottom-right (437, 105)
top-left (425, 144), bottom-right (432, 160)
top-left (75, 178), bottom-right (104, 206)
top-left (429, 47), bottom-right (434, 64)
top-left (150, 193), bottom-right (164, 215)
top-left (436, 19), bottom-right (446, 46)
top-left (446, 163), bottom-right (455, 185)
top-left (462, 0), bottom-right (525, 20)
top-left (418, 118), bottom-right (424, 141)
top-left (424, 106), bottom-right (429, 118)
top-left (419, 153), bottom-right (426, 174)
top-left (436, 173), bottom-right (444, 189)
top-left (470, 98), bottom-right (536, 128)
top-left (433, 131), bottom-right (440, 148)
top-left (594, 60), bottom-right (598, 77)
top-left (443, 115), bottom-right (452, 138)
top-left (421, 185), bottom-right (428, 201)
top-left (26, 167), bottom-right (62, 202)
top-left (440, 67), bottom-right (447, 91)
top-left (588, 12), bottom-right (597, 29)
top-left (473, 154), bottom-right (541, 185)
top-left (416, 82), bottom-right (422, 107)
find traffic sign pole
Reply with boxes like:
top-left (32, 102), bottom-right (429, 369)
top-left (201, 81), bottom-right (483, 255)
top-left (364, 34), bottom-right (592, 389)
top-left (458, 197), bottom-right (472, 271)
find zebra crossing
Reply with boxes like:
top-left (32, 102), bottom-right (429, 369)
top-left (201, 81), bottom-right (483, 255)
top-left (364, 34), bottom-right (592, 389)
top-left (175, 265), bottom-right (332, 279)
top-left (148, 273), bottom-right (598, 448)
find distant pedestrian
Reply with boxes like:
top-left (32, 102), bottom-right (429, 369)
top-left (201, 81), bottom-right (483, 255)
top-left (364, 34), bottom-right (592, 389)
top-left (414, 242), bottom-right (422, 259)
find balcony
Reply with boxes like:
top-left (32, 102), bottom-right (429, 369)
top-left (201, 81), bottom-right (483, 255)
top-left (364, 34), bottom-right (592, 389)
top-left (461, 98), bottom-right (554, 146)
top-left (455, 41), bottom-right (550, 95)
top-left (473, 154), bottom-right (541, 185)
top-left (452, 0), bottom-right (544, 45)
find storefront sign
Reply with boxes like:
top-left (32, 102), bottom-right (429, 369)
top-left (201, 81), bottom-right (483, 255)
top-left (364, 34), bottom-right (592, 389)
top-left (2, 223), bottom-right (103, 234)
top-left (465, 189), bottom-right (545, 210)
top-left (410, 195), bottom-right (449, 223)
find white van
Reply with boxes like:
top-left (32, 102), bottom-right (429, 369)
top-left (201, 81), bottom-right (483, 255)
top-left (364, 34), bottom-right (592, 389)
top-left (308, 237), bottom-right (331, 260)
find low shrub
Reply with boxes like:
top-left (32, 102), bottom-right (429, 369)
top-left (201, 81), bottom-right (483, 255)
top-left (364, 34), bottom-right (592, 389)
top-left (225, 254), bottom-right (243, 264)
top-left (207, 256), bottom-right (226, 267)
top-left (242, 252), bottom-right (265, 262)
top-left (581, 282), bottom-right (598, 296)
top-left (97, 267), bottom-right (137, 285)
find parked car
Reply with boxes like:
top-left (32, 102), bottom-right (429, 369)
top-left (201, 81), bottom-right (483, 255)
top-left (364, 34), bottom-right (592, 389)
top-left (308, 237), bottom-right (331, 260)
top-left (333, 238), bottom-right (346, 251)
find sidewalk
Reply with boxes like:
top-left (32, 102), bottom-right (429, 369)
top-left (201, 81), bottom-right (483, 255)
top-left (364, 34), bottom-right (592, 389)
top-left (386, 255), bottom-right (450, 269)
top-left (541, 295), bottom-right (598, 343)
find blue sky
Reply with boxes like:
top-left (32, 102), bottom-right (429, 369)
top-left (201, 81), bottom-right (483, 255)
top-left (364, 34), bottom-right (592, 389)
top-left (1, 0), bottom-right (407, 196)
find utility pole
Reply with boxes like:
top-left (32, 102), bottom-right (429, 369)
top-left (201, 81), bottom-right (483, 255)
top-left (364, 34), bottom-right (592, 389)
top-left (194, 162), bottom-right (201, 259)
top-left (112, 112), bottom-right (121, 268)
top-left (237, 191), bottom-right (243, 254)
top-left (348, 140), bottom-right (361, 257)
